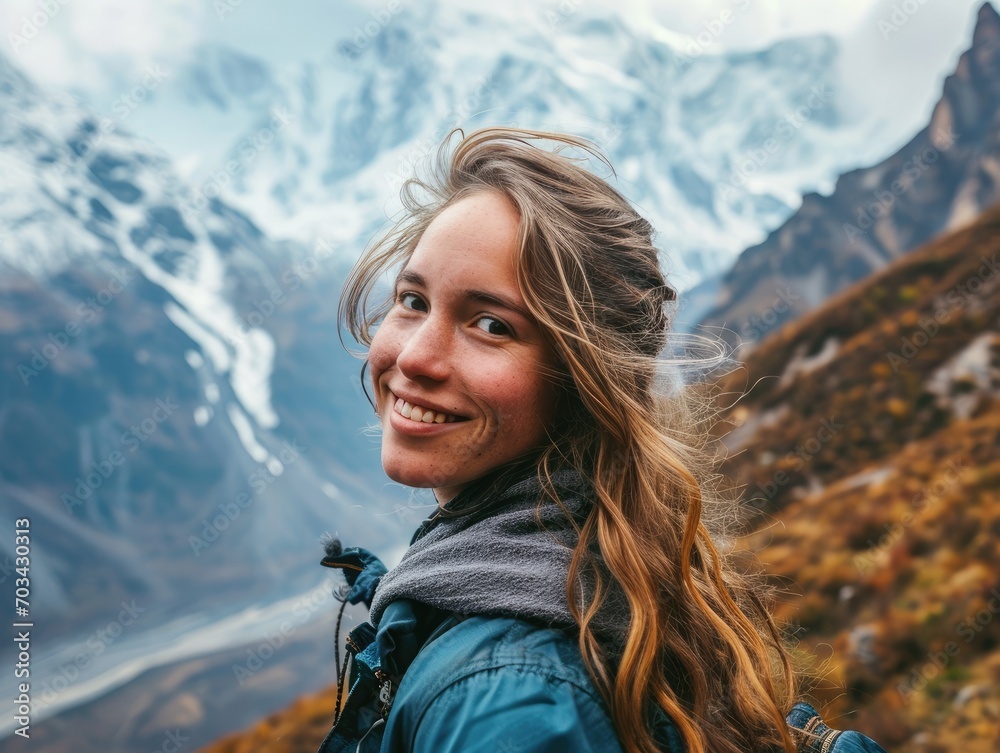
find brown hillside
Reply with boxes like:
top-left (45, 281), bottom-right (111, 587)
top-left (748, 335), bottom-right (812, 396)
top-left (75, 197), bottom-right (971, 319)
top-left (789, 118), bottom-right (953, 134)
top-left (717, 202), bottom-right (1000, 751)
top-left (196, 682), bottom-right (340, 753)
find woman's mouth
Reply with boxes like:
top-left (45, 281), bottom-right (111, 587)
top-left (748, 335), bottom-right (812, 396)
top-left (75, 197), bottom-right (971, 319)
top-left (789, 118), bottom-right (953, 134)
top-left (389, 391), bottom-right (467, 424)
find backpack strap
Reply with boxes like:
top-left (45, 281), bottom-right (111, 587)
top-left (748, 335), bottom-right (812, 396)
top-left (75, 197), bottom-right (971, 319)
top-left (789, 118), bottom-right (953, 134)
top-left (786, 702), bottom-right (888, 752)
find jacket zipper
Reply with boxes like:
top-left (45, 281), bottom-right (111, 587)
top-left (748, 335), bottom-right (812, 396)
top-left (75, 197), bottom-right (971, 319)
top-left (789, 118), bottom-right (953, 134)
top-left (374, 668), bottom-right (395, 719)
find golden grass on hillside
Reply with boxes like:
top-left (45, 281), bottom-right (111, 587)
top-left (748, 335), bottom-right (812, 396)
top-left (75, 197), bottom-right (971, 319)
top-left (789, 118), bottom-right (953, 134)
top-left (197, 683), bottom-right (339, 753)
top-left (717, 203), bottom-right (1000, 751)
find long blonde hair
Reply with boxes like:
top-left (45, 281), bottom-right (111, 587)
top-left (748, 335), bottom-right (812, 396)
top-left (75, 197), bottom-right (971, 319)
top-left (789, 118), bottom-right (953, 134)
top-left (339, 127), bottom-right (797, 753)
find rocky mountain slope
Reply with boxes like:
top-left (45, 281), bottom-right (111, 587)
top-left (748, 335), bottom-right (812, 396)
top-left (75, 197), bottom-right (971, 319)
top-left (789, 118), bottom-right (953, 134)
top-left (0, 45), bottom-right (413, 742)
top-left (697, 3), bottom-right (1000, 349)
top-left (716, 201), bottom-right (1000, 752)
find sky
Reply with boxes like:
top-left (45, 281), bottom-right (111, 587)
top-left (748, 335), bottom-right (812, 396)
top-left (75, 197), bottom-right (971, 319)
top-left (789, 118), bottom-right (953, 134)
top-left (3, 1), bottom-right (986, 91)
top-left (0, 0), bottom-right (989, 180)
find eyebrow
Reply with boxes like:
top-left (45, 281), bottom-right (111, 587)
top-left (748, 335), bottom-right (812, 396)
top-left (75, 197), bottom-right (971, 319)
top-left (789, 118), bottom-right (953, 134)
top-left (395, 269), bottom-right (533, 321)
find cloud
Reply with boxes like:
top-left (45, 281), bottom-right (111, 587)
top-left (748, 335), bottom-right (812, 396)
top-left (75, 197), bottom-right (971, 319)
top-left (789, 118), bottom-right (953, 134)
top-left (835, 0), bottom-right (984, 146)
top-left (4, 0), bottom-right (986, 143)
top-left (3, 0), bottom-right (204, 93)
top-left (628, 0), bottom-right (877, 48)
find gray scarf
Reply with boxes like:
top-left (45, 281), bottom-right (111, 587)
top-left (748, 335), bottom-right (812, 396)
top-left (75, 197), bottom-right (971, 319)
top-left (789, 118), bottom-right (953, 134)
top-left (369, 467), bottom-right (631, 654)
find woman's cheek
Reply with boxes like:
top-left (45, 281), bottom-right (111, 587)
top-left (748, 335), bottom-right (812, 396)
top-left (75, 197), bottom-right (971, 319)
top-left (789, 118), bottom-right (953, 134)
top-left (368, 327), bottom-right (397, 381)
top-left (499, 378), bottom-right (537, 428)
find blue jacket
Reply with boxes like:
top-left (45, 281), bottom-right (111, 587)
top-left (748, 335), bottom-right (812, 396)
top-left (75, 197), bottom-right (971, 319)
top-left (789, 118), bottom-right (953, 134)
top-left (315, 546), bottom-right (888, 753)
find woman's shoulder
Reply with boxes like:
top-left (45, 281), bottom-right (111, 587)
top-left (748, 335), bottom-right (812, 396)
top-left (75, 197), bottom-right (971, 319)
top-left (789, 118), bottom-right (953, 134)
top-left (387, 613), bottom-right (882, 753)
top-left (399, 613), bottom-right (603, 703)
top-left (383, 613), bottom-right (654, 752)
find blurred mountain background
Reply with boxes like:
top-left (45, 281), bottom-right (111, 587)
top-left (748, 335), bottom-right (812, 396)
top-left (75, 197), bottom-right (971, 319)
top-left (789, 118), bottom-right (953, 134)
top-left (0, 1), bottom-right (997, 752)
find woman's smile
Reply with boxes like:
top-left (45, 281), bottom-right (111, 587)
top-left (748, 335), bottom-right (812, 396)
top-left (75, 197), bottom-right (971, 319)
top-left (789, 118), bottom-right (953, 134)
top-left (389, 388), bottom-right (469, 423)
top-left (367, 190), bottom-right (560, 505)
top-left (384, 389), bottom-right (471, 435)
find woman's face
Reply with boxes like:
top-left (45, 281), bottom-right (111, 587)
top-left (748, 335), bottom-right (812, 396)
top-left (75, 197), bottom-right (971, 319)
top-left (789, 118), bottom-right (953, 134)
top-left (368, 191), bottom-right (561, 505)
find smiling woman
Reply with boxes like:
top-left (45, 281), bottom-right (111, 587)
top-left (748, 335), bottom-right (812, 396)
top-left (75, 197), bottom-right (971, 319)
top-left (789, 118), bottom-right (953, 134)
top-left (320, 127), bottom-right (888, 753)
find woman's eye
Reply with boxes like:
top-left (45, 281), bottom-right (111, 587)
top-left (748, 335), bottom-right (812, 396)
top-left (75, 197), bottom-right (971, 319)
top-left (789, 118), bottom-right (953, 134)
top-left (398, 292), bottom-right (426, 311)
top-left (475, 316), bottom-right (511, 337)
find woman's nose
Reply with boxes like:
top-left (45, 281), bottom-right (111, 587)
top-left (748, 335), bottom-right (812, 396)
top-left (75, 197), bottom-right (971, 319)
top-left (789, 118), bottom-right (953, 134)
top-left (395, 315), bottom-right (451, 382)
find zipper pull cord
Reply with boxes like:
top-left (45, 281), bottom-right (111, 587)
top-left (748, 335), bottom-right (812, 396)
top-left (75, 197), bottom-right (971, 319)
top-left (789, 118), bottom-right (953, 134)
top-left (332, 596), bottom-right (351, 726)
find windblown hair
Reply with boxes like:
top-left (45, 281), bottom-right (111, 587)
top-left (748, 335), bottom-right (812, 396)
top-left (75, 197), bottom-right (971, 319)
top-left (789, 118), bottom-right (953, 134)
top-left (339, 127), bottom-right (798, 753)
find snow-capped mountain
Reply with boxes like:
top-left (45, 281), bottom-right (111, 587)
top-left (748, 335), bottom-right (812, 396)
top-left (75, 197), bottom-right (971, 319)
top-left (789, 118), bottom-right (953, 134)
top-left (697, 2), bottom-right (1000, 348)
top-left (0, 48), bottom-right (414, 654)
top-left (147, 3), bottom-right (916, 294)
top-left (177, 44), bottom-right (282, 112)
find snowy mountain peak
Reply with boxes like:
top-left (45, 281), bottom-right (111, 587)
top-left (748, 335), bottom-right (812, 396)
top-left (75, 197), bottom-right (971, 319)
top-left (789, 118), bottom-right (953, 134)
top-left (182, 8), bottom-right (901, 293)
top-left (0, 50), bottom-right (283, 433)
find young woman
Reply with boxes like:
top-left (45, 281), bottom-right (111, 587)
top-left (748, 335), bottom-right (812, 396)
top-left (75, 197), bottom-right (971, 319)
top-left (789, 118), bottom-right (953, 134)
top-left (317, 127), bottom-right (887, 753)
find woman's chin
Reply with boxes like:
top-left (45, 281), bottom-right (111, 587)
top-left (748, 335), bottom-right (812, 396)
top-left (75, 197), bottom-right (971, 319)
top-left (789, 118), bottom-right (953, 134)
top-left (381, 457), bottom-right (456, 491)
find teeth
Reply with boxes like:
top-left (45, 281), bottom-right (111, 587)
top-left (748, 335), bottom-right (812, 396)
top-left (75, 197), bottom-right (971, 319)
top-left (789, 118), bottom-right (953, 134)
top-left (392, 394), bottom-right (458, 424)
